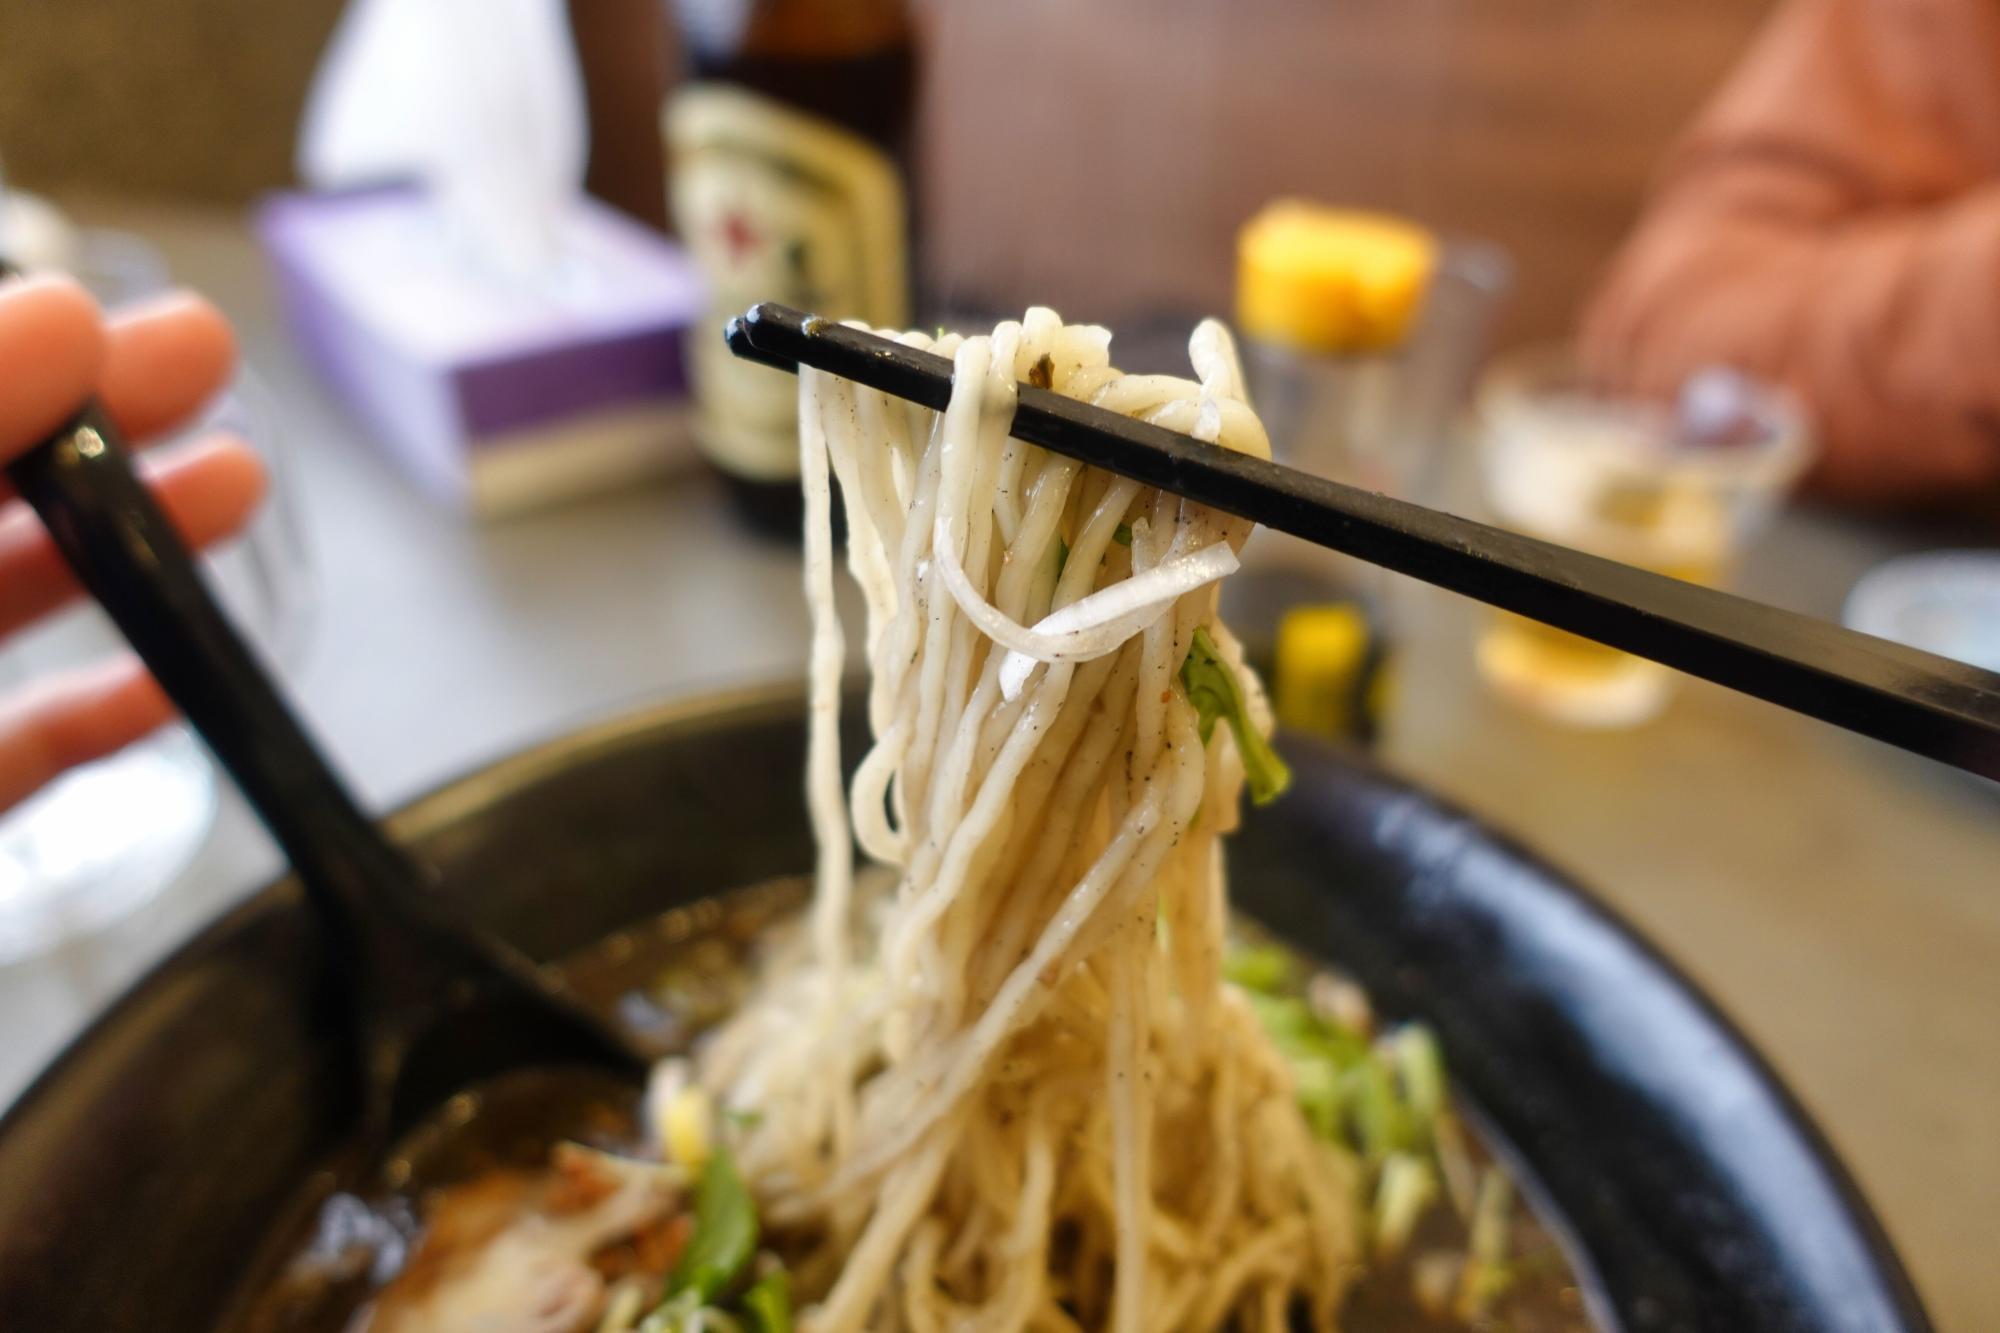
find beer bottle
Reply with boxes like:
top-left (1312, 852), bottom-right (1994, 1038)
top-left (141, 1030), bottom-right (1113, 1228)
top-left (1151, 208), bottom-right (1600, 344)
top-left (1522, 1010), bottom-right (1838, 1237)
top-left (665, 0), bottom-right (917, 537)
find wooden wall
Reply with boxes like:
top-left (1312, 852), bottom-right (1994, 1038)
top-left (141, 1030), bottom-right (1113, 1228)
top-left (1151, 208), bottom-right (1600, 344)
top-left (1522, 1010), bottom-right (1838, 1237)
top-left (0, 0), bottom-right (670, 232)
top-left (919, 0), bottom-right (1775, 345)
top-left (0, 0), bottom-right (1775, 345)
top-left (0, 0), bottom-right (346, 204)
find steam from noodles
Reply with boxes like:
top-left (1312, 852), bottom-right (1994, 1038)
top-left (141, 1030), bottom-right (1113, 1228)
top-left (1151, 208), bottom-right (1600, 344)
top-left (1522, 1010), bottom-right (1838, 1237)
top-left (697, 310), bottom-right (1362, 1332)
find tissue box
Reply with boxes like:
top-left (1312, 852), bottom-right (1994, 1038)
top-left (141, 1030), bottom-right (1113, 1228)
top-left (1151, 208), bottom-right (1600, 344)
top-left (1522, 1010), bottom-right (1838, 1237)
top-left (258, 187), bottom-right (707, 516)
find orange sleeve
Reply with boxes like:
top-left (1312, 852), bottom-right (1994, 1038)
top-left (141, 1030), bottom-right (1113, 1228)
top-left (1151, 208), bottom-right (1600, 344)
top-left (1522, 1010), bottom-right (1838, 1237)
top-left (1582, 0), bottom-right (2000, 505)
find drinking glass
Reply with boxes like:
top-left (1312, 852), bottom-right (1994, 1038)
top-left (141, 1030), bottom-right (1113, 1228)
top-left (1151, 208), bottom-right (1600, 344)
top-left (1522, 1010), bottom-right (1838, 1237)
top-left (0, 233), bottom-right (311, 964)
top-left (1240, 239), bottom-right (1512, 507)
top-left (1472, 345), bottom-right (1810, 727)
top-left (1230, 241), bottom-right (1511, 742)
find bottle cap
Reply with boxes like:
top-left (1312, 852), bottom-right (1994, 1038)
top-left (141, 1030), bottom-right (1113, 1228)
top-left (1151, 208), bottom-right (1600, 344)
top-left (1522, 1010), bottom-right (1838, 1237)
top-left (1236, 201), bottom-right (1438, 355)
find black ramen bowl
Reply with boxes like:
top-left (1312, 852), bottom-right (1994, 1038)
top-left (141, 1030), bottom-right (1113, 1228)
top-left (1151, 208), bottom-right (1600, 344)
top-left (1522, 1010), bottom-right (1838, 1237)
top-left (0, 686), bottom-right (1931, 1333)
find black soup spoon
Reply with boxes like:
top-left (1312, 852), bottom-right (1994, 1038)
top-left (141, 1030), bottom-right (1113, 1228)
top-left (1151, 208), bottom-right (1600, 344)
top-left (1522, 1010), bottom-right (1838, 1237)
top-left (2, 280), bottom-right (645, 1149)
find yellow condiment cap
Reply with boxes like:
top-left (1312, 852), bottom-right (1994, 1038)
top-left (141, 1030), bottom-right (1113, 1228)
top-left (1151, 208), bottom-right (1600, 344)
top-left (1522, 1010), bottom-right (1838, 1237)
top-left (1274, 602), bottom-right (1375, 741)
top-left (1237, 201), bottom-right (1439, 355)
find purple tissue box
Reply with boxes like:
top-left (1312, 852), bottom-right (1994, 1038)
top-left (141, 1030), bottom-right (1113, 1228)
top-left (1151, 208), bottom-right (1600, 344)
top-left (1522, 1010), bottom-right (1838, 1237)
top-left (258, 187), bottom-right (707, 515)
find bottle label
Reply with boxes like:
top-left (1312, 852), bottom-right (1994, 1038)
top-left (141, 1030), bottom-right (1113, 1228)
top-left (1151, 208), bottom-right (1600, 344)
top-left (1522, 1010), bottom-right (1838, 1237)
top-left (667, 82), bottom-right (909, 480)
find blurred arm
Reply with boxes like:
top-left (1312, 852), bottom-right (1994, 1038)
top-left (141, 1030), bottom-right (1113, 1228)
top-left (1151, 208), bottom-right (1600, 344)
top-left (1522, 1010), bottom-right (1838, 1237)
top-left (1583, 0), bottom-right (2000, 505)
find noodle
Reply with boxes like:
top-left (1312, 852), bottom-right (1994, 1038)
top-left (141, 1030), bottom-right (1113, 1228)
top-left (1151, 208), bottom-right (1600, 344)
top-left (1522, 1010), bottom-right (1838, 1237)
top-left (700, 311), bottom-right (1361, 1332)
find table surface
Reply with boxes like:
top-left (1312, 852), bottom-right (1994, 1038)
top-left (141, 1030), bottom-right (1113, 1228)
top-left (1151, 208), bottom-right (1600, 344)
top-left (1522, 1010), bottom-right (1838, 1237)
top-left (4, 199), bottom-right (1996, 1332)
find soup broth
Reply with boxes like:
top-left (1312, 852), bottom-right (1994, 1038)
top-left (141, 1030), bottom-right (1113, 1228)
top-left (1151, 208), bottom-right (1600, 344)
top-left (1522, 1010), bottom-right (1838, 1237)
top-left (241, 881), bottom-right (1596, 1333)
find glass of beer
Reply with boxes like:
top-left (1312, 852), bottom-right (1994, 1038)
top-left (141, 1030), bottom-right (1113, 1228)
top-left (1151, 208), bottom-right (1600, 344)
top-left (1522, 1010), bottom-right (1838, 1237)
top-left (1472, 346), bottom-right (1810, 727)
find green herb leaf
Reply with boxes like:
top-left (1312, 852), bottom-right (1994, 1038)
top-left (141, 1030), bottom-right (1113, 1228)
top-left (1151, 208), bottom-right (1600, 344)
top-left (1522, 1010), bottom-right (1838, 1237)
top-left (743, 1271), bottom-right (794, 1333)
top-left (1113, 523), bottom-right (1134, 546)
top-left (1179, 627), bottom-right (1292, 804)
top-left (667, 1147), bottom-right (759, 1303)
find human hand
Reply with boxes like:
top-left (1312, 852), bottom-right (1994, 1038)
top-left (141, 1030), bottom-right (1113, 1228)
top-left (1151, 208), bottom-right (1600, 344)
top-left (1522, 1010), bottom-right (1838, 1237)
top-left (0, 274), bottom-right (264, 813)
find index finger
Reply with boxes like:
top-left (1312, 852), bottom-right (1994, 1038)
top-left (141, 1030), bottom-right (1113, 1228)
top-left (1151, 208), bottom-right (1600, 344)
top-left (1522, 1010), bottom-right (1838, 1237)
top-left (0, 275), bottom-right (106, 464)
top-left (0, 275), bottom-right (239, 497)
top-left (98, 291), bottom-right (238, 441)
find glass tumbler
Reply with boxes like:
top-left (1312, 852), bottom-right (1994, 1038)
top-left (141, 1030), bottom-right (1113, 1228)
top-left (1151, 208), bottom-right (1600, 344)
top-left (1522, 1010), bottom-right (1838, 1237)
top-left (1240, 239), bottom-right (1513, 507)
top-left (1231, 240), bottom-right (1511, 742)
top-left (1472, 345), bottom-right (1810, 728)
top-left (0, 236), bottom-right (311, 964)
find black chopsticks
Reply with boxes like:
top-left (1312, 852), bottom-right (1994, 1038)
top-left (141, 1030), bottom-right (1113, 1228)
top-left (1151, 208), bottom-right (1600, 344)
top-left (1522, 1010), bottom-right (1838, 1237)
top-left (725, 302), bottom-right (2000, 782)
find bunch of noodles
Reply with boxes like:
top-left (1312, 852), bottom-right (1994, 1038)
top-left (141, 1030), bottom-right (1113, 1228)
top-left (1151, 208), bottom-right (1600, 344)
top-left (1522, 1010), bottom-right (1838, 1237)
top-left (697, 310), bottom-right (1362, 1333)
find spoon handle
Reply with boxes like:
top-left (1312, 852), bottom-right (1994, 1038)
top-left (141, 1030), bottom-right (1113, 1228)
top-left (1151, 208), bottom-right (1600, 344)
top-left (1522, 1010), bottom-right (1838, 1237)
top-left (7, 390), bottom-right (647, 1129)
top-left (1, 265), bottom-right (644, 1135)
top-left (5, 398), bottom-right (419, 918)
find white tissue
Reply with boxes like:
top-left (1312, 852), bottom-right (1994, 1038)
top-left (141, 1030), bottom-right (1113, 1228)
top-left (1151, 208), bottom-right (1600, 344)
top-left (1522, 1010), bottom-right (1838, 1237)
top-left (0, 190), bottom-right (80, 274)
top-left (297, 0), bottom-right (587, 282)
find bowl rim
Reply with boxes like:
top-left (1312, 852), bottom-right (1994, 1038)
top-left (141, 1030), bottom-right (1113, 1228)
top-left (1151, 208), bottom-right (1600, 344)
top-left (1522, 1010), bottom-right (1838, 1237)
top-left (0, 681), bottom-right (1933, 1332)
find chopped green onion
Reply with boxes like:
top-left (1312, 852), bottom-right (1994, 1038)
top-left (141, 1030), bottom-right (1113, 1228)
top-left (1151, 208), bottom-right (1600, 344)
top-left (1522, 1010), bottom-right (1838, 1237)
top-left (742, 1272), bottom-right (793, 1333)
top-left (1343, 1057), bottom-right (1414, 1161)
top-left (1432, 1108), bottom-right (1480, 1220)
top-left (1392, 1026), bottom-right (1447, 1148)
top-left (1372, 1152), bottom-right (1439, 1258)
top-left (1054, 538), bottom-right (1070, 578)
top-left (598, 1280), bottom-right (648, 1333)
top-left (1456, 1166), bottom-right (1516, 1319)
top-left (1113, 523), bottom-right (1134, 546)
top-left (1292, 1056), bottom-right (1343, 1140)
top-left (1468, 1166), bottom-right (1513, 1267)
top-left (665, 1148), bottom-right (758, 1303)
top-left (1179, 627), bottom-right (1291, 804)
top-left (1244, 992), bottom-right (1316, 1047)
top-left (638, 1290), bottom-right (702, 1333)
top-left (1223, 943), bottom-right (1296, 994)
top-left (1244, 993), bottom-right (1369, 1069)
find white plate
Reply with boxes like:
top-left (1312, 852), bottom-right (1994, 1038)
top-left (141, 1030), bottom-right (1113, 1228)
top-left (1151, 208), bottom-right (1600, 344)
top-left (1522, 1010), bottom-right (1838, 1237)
top-left (1844, 551), bottom-right (2000, 671)
top-left (1845, 551), bottom-right (2000, 791)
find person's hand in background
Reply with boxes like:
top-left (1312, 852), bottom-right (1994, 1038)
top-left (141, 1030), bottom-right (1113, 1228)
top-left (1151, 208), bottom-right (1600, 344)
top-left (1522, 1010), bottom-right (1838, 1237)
top-left (0, 274), bottom-right (264, 813)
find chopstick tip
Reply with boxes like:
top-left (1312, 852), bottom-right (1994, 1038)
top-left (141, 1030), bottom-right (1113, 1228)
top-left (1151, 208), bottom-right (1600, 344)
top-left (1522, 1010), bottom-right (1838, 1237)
top-left (722, 312), bottom-right (799, 375)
